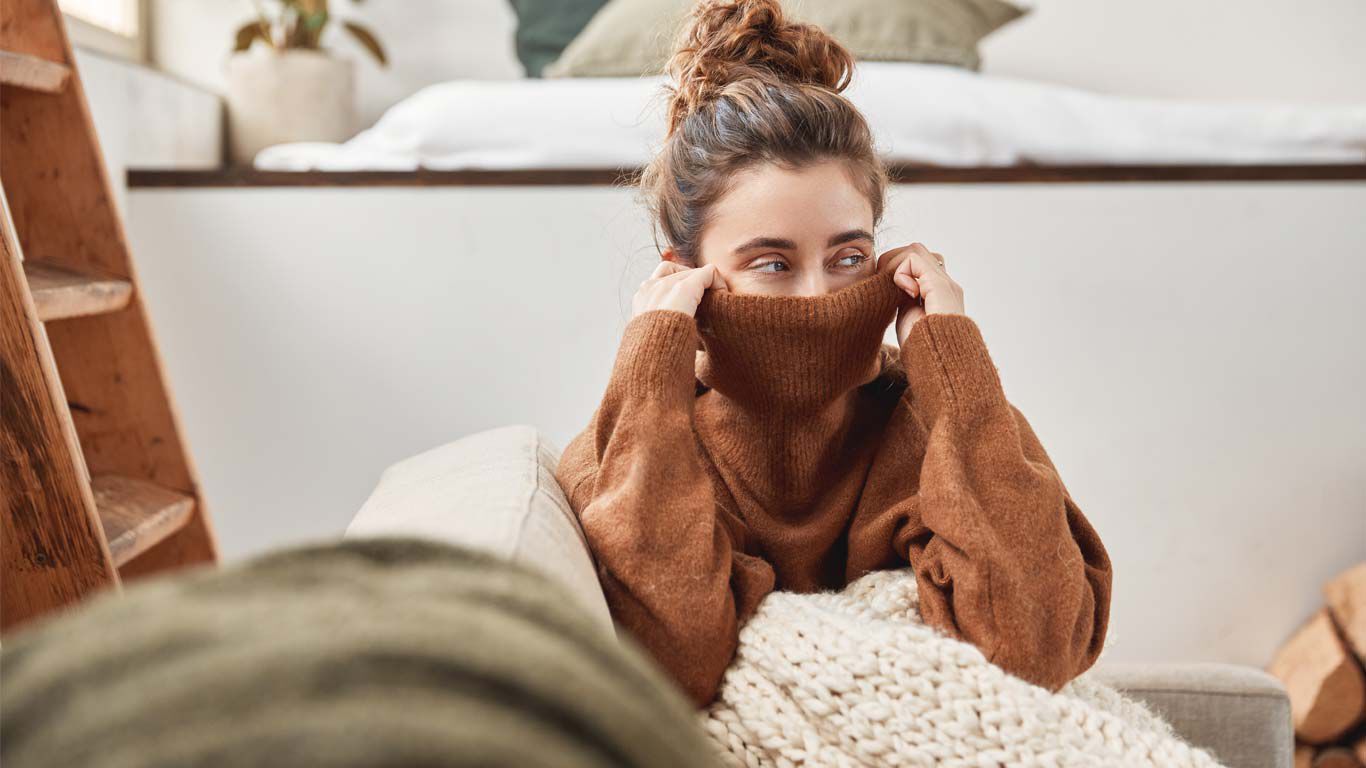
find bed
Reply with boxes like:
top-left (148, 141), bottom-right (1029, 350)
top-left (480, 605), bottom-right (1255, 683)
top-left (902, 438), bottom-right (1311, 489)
top-left (226, 60), bottom-right (1366, 178)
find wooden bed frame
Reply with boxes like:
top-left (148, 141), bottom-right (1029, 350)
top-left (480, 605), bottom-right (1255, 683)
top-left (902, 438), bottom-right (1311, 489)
top-left (127, 162), bottom-right (1366, 188)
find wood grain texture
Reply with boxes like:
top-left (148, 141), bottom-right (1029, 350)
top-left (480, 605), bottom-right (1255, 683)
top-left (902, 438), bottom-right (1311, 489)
top-left (125, 162), bottom-right (1366, 188)
top-left (1, 191), bottom-right (117, 635)
top-left (1, 0), bottom-right (218, 592)
top-left (91, 475), bottom-right (195, 567)
top-left (0, 49), bottom-right (68, 92)
top-left (24, 260), bottom-right (133, 320)
top-left (1269, 608), bottom-right (1366, 744)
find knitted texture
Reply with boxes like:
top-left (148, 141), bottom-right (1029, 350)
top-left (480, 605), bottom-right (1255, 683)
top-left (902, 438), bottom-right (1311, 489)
top-left (557, 265), bottom-right (1113, 708)
top-left (0, 537), bottom-right (726, 768)
top-left (699, 566), bottom-right (1226, 768)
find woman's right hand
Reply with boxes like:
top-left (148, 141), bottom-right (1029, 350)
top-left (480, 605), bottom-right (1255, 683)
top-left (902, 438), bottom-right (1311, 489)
top-left (631, 261), bottom-right (730, 319)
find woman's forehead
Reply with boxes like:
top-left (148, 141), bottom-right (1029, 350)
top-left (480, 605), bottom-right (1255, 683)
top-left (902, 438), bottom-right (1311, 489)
top-left (705, 163), bottom-right (874, 251)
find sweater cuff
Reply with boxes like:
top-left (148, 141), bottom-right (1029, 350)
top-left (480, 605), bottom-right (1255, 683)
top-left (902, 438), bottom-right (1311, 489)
top-left (899, 313), bottom-right (1007, 424)
top-left (607, 309), bottom-right (700, 405)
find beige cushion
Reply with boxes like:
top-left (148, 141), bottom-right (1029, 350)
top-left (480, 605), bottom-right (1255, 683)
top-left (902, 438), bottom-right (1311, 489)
top-left (344, 424), bottom-right (615, 637)
top-left (543, 0), bottom-right (1028, 78)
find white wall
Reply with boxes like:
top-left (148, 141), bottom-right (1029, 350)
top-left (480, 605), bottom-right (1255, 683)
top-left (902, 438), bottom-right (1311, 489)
top-left (981, 0), bottom-right (1366, 104)
top-left (75, 48), bottom-right (221, 210)
top-left (124, 182), bottom-right (1366, 671)
top-left (148, 0), bottom-right (1366, 137)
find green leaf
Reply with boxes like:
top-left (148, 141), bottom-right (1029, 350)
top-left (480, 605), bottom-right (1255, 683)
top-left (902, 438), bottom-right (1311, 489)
top-left (233, 21), bottom-right (270, 52)
top-left (342, 21), bottom-right (388, 66)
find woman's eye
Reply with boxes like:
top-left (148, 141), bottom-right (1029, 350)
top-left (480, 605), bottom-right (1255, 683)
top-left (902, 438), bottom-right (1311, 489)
top-left (750, 252), bottom-right (866, 273)
top-left (836, 252), bottom-right (869, 269)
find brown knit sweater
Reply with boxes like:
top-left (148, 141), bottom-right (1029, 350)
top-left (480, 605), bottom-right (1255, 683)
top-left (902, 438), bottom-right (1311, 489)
top-left (555, 268), bottom-right (1113, 708)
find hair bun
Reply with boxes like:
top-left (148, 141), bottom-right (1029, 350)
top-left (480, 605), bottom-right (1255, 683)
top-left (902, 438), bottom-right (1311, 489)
top-left (664, 0), bottom-right (855, 136)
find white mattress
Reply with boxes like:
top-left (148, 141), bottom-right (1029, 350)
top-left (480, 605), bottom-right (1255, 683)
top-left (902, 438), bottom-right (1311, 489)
top-left (254, 61), bottom-right (1366, 171)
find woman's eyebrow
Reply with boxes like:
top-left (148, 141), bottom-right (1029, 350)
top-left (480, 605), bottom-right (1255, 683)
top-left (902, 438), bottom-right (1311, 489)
top-left (827, 229), bottom-right (874, 247)
top-left (733, 229), bottom-right (874, 253)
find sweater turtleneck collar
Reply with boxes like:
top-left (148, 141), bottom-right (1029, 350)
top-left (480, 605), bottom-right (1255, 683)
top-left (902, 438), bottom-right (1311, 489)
top-left (693, 268), bottom-right (904, 412)
top-left (690, 268), bottom-right (906, 509)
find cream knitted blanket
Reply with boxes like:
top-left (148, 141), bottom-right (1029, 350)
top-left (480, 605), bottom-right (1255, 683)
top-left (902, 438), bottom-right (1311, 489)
top-left (699, 567), bottom-right (1228, 768)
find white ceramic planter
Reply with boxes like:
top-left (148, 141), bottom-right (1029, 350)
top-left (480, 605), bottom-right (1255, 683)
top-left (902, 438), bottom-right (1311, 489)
top-left (225, 48), bottom-right (355, 165)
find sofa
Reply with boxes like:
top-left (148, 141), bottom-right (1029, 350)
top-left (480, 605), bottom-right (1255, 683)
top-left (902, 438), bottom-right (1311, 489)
top-left (344, 425), bottom-right (1294, 768)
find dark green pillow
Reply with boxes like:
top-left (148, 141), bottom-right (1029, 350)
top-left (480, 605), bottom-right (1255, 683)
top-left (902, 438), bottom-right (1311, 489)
top-left (506, 0), bottom-right (612, 77)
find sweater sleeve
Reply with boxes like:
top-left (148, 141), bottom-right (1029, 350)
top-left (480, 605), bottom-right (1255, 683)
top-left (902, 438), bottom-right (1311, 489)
top-left (845, 313), bottom-right (1113, 692)
top-left (554, 309), bottom-right (777, 709)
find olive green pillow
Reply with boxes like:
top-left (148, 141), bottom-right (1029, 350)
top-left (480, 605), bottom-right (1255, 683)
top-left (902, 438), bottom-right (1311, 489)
top-left (542, 0), bottom-right (1028, 78)
top-left (506, 0), bottom-right (613, 77)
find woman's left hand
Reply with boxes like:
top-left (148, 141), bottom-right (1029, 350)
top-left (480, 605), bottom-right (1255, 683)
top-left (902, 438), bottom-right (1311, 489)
top-left (880, 243), bottom-right (966, 346)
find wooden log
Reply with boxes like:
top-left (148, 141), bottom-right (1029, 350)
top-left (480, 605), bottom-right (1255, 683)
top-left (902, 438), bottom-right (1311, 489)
top-left (1325, 563), bottom-right (1366, 662)
top-left (1337, 718), bottom-right (1366, 765)
top-left (1313, 747), bottom-right (1363, 768)
top-left (1269, 608), bottom-right (1366, 743)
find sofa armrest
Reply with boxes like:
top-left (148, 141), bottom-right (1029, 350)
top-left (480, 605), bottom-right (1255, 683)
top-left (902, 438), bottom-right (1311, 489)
top-left (1090, 661), bottom-right (1292, 768)
top-left (345, 425), bottom-right (616, 639)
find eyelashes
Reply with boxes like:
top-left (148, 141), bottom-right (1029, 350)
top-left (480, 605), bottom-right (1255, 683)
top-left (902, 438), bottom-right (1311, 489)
top-left (751, 251), bottom-right (870, 273)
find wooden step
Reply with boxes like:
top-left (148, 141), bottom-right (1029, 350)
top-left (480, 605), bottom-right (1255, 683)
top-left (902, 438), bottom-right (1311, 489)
top-left (0, 50), bottom-right (70, 93)
top-left (23, 261), bottom-right (133, 321)
top-left (91, 475), bottom-right (196, 567)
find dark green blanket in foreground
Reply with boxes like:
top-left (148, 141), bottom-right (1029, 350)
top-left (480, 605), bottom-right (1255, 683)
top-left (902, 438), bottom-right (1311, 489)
top-left (1, 536), bottom-right (723, 768)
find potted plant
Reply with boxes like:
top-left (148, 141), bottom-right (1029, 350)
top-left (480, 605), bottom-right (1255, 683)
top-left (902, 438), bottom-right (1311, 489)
top-left (226, 0), bottom-right (388, 164)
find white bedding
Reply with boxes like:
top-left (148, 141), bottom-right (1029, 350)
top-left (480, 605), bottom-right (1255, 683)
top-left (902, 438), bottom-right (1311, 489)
top-left (254, 61), bottom-right (1366, 171)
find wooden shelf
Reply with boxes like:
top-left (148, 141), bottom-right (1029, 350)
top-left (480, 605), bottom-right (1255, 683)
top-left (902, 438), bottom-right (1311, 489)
top-left (125, 162), bottom-right (1366, 188)
top-left (0, 50), bottom-right (70, 93)
top-left (91, 475), bottom-right (196, 567)
top-left (24, 260), bottom-right (133, 321)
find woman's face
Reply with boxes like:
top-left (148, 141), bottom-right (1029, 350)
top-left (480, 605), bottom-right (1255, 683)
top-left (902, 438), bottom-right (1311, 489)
top-left (671, 160), bottom-right (878, 296)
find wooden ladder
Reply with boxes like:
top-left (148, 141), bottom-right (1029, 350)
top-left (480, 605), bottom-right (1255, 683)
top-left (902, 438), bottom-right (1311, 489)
top-left (1, 0), bottom-right (219, 634)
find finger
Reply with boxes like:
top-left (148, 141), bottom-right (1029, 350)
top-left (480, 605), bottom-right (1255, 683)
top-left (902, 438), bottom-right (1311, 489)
top-left (659, 262), bottom-right (705, 290)
top-left (902, 243), bottom-right (944, 280)
top-left (909, 243), bottom-right (933, 267)
top-left (891, 253), bottom-right (919, 298)
top-left (893, 269), bottom-right (918, 299)
top-left (649, 261), bottom-right (686, 282)
top-left (708, 264), bottom-right (732, 293)
top-left (685, 263), bottom-right (725, 291)
top-left (876, 245), bottom-right (915, 275)
top-left (656, 261), bottom-right (705, 285)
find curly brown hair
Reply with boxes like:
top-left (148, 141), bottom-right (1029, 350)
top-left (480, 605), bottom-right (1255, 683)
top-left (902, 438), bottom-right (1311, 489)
top-left (633, 0), bottom-right (889, 267)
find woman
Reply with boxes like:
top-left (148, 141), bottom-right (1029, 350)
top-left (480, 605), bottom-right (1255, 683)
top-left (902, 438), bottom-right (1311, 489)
top-left (554, 0), bottom-right (1113, 709)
